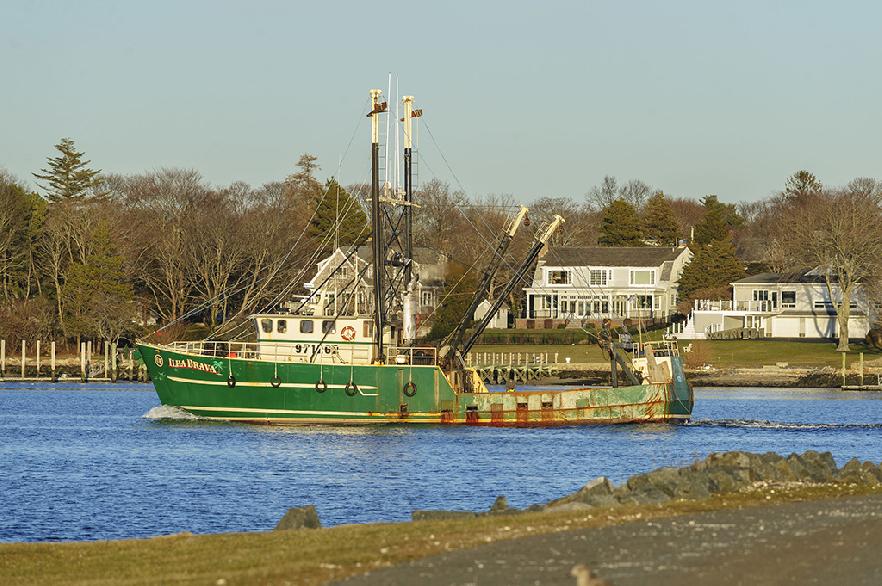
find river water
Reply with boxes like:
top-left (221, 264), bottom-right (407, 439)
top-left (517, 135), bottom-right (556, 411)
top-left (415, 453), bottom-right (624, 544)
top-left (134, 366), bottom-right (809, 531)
top-left (1, 383), bottom-right (881, 542)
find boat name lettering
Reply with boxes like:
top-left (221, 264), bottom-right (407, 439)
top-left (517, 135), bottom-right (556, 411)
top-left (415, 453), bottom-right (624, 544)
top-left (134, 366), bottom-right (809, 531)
top-left (167, 358), bottom-right (221, 375)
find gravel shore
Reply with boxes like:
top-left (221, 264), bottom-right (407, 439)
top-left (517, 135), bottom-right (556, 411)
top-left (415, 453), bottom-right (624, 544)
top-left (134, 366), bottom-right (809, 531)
top-left (340, 494), bottom-right (882, 585)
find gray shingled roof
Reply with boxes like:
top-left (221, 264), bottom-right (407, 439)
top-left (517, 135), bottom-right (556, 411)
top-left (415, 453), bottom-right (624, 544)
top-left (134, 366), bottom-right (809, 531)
top-left (542, 246), bottom-right (688, 267)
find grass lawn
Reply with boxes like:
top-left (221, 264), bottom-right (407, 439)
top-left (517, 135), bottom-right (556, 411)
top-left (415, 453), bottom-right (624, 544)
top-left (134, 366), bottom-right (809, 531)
top-left (472, 335), bottom-right (881, 369)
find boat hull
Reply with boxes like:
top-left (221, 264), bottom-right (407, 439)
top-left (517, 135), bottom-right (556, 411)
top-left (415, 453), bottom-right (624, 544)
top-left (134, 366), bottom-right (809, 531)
top-left (138, 344), bottom-right (693, 425)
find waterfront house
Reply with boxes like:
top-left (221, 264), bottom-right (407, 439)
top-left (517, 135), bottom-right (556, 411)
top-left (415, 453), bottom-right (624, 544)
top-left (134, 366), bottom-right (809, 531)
top-left (669, 270), bottom-right (873, 340)
top-left (290, 246), bottom-right (447, 337)
top-left (519, 245), bottom-right (692, 328)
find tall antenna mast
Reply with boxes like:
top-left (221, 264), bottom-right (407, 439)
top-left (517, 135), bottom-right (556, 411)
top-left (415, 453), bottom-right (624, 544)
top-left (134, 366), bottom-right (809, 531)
top-left (369, 88), bottom-right (388, 361)
top-left (394, 77), bottom-right (401, 197)
top-left (383, 73), bottom-right (392, 193)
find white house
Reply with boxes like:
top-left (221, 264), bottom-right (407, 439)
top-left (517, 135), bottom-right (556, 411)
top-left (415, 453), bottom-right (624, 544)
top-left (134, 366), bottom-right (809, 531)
top-left (670, 271), bottom-right (873, 340)
top-left (474, 299), bottom-right (509, 329)
top-left (519, 246), bottom-right (692, 328)
top-left (287, 245), bottom-right (447, 337)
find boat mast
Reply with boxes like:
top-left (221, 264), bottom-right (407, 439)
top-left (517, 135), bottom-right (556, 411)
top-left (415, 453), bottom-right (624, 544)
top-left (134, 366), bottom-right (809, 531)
top-left (401, 95), bottom-right (423, 343)
top-left (369, 89), bottom-right (388, 361)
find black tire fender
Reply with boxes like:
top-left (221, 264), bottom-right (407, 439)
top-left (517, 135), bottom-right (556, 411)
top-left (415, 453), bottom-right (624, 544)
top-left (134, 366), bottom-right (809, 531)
top-left (403, 381), bottom-right (417, 397)
top-left (315, 380), bottom-right (328, 393)
top-left (270, 375), bottom-right (282, 388)
top-left (227, 375), bottom-right (236, 388)
top-left (345, 381), bottom-right (358, 397)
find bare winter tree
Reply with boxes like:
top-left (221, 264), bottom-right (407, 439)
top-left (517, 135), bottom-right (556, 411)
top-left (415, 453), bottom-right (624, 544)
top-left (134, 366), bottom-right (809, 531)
top-left (776, 187), bottom-right (882, 350)
top-left (586, 176), bottom-right (653, 211)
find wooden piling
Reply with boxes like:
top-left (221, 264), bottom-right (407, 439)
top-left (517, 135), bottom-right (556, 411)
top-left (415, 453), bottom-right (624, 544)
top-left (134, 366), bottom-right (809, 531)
top-left (87, 340), bottom-right (93, 375)
top-left (50, 341), bottom-right (56, 382)
top-left (859, 352), bottom-right (864, 386)
top-left (841, 351), bottom-right (846, 387)
top-left (104, 342), bottom-right (109, 379)
top-left (80, 342), bottom-right (87, 382)
top-left (111, 342), bottom-right (118, 382)
top-left (128, 349), bottom-right (134, 381)
top-left (0, 339), bottom-right (4, 377)
top-left (36, 340), bottom-right (41, 376)
top-left (21, 340), bottom-right (26, 378)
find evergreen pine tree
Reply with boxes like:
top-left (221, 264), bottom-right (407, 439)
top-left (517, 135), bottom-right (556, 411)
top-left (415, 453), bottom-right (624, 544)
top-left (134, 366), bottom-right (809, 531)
top-left (598, 199), bottom-right (643, 246)
top-left (62, 222), bottom-right (134, 341)
top-left (678, 236), bottom-right (746, 301)
top-left (693, 195), bottom-right (742, 246)
top-left (641, 192), bottom-right (680, 246)
top-left (309, 178), bottom-right (368, 248)
top-left (33, 138), bottom-right (102, 202)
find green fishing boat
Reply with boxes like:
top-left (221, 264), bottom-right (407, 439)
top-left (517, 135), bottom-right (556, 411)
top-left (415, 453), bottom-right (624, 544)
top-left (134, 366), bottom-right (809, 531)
top-left (139, 89), bottom-right (693, 425)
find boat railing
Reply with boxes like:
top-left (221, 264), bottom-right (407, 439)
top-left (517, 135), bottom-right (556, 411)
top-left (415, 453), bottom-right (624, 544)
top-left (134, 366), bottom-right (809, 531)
top-left (163, 340), bottom-right (371, 364)
top-left (385, 346), bottom-right (438, 366)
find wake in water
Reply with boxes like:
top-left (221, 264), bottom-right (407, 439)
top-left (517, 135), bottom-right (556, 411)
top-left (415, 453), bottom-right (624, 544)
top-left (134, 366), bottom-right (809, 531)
top-left (688, 418), bottom-right (882, 431)
top-left (142, 405), bottom-right (202, 421)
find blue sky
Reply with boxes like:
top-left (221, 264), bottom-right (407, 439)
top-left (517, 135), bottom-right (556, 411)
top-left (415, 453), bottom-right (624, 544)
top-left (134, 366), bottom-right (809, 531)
top-left (2, 0), bottom-right (880, 202)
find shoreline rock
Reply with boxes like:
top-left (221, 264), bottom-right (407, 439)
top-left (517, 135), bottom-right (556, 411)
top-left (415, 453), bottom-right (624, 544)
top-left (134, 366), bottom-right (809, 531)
top-left (409, 450), bottom-right (882, 521)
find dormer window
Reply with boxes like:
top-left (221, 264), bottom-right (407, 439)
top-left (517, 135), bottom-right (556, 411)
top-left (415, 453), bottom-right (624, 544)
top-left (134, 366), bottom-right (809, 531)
top-left (548, 270), bottom-right (569, 285)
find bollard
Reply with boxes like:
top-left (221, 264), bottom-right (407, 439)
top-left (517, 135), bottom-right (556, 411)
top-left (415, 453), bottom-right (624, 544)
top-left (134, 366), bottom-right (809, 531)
top-left (50, 341), bottom-right (57, 382)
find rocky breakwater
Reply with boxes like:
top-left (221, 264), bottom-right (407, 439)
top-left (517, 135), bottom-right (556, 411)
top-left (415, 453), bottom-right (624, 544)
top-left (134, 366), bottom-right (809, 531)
top-left (412, 450), bottom-right (882, 520)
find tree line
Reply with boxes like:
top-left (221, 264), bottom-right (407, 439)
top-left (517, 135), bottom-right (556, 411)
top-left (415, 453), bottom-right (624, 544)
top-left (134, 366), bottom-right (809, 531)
top-left (1, 138), bottom-right (880, 348)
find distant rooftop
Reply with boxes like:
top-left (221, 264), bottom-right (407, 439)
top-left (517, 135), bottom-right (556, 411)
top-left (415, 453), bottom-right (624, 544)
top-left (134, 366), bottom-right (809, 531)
top-left (543, 246), bottom-right (689, 268)
top-left (733, 271), bottom-right (827, 285)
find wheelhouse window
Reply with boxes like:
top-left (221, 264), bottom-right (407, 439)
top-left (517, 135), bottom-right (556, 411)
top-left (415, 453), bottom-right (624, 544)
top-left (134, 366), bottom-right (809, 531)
top-left (300, 319), bottom-right (314, 334)
top-left (630, 270), bottom-right (655, 285)
top-left (547, 270), bottom-right (570, 285)
top-left (260, 319), bottom-right (273, 333)
top-left (589, 270), bottom-right (608, 286)
top-left (781, 291), bottom-right (796, 308)
top-left (277, 319), bottom-right (287, 333)
top-left (322, 320), bottom-right (336, 334)
top-left (363, 320), bottom-right (372, 338)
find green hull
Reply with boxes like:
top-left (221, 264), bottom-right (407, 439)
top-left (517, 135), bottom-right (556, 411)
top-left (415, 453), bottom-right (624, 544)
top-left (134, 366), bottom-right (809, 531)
top-left (138, 344), bottom-right (693, 425)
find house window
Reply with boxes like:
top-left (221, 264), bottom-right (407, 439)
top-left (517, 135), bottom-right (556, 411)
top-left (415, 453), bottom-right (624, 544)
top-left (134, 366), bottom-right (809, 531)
top-left (781, 291), bottom-right (796, 309)
top-left (421, 290), bottom-right (434, 306)
top-left (277, 319), bottom-right (287, 334)
top-left (753, 290), bottom-right (770, 301)
top-left (636, 295), bottom-right (653, 309)
top-left (589, 270), bottom-right (608, 286)
top-left (548, 270), bottom-right (570, 285)
top-left (630, 270), bottom-right (655, 285)
top-left (300, 320), bottom-right (314, 334)
top-left (322, 320), bottom-right (335, 334)
top-left (260, 319), bottom-right (273, 333)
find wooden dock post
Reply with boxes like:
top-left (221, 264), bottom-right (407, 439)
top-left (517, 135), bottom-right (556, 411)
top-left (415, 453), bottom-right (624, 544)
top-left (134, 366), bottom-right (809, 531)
top-left (36, 340), bottom-right (41, 376)
top-left (21, 340), bottom-right (26, 378)
top-left (841, 351), bottom-right (846, 387)
top-left (111, 342), bottom-right (118, 382)
top-left (87, 340), bottom-right (93, 376)
top-left (103, 342), bottom-right (109, 380)
top-left (859, 352), bottom-right (864, 387)
top-left (80, 342), bottom-right (87, 382)
top-left (0, 339), bottom-right (4, 377)
top-left (50, 341), bottom-right (56, 382)
top-left (128, 349), bottom-right (134, 381)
